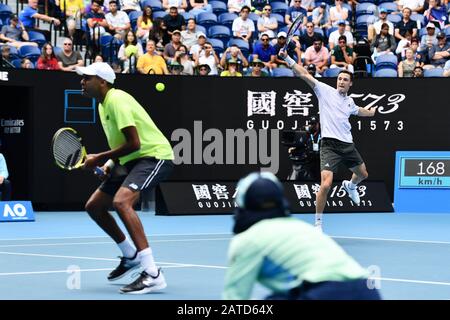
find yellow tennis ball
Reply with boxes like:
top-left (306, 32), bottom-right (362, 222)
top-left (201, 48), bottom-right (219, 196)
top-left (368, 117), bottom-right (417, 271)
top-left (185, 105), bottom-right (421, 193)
top-left (155, 82), bottom-right (165, 92)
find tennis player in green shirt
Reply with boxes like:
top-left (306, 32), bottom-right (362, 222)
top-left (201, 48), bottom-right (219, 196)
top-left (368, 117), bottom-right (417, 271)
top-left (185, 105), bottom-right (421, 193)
top-left (223, 172), bottom-right (382, 300)
top-left (76, 62), bottom-right (174, 294)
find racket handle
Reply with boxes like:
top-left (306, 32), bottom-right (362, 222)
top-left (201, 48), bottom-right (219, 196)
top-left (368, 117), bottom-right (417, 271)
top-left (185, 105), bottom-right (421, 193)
top-left (94, 167), bottom-right (105, 176)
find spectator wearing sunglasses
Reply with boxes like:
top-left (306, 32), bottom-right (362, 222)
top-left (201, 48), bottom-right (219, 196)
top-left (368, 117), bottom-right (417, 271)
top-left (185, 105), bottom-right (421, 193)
top-left (257, 4), bottom-right (278, 39)
top-left (285, 0), bottom-right (307, 28)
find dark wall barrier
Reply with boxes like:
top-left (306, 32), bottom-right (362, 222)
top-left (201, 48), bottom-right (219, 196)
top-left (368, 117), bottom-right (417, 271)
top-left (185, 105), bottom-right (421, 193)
top-left (0, 69), bottom-right (449, 210)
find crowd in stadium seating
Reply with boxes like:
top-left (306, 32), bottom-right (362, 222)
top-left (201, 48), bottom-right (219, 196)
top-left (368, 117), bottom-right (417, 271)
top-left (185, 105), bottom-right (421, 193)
top-left (1, 0), bottom-right (449, 77)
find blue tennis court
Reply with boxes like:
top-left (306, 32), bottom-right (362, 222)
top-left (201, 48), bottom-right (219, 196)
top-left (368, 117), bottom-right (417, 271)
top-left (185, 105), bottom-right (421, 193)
top-left (1, 211), bottom-right (450, 300)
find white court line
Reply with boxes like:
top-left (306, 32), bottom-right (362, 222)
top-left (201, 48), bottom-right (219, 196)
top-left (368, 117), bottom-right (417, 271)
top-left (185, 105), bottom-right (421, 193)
top-left (373, 277), bottom-right (450, 287)
top-left (332, 236), bottom-right (450, 245)
top-left (0, 233), bottom-right (231, 242)
top-left (0, 238), bottom-right (232, 249)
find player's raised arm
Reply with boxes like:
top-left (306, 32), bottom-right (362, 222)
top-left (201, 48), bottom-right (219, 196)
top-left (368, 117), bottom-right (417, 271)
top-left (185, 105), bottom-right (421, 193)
top-left (278, 49), bottom-right (317, 89)
top-left (357, 106), bottom-right (377, 117)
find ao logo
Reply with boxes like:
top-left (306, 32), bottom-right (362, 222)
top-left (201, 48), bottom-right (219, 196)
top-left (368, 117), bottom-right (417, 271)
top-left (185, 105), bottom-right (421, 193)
top-left (3, 203), bottom-right (27, 217)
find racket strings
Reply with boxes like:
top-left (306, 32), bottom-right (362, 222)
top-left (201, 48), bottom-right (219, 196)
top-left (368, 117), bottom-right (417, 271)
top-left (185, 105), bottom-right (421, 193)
top-left (53, 131), bottom-right (84, 169)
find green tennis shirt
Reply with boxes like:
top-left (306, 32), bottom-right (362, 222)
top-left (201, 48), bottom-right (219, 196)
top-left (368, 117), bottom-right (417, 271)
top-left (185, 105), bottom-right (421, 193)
top-left (99, 88), bottom-right (174, 165)
top-left (223, 217), bottom-right (369, 300)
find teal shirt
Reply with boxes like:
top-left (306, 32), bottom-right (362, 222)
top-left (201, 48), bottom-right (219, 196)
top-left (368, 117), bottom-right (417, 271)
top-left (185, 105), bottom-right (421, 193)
top-left (223, 217), bottom-right (368, 300)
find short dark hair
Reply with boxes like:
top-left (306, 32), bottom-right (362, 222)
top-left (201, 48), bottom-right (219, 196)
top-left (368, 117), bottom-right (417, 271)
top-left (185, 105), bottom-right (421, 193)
top-left (312, 36), bottom-right (322, 43)
top-left (338, 69), bottom-right (353, 81)
top-left (241, 5), bottom-right (251, 12)
top-left (338, 35), bottom-right (347, 42)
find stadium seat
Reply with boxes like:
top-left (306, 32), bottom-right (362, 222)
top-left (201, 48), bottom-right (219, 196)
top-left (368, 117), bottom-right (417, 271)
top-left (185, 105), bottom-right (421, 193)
top-left (140, 0), bottom-right (163, 11)
top-left (218, 12), bottom-right (237, 28)
top-left (271, 67), bottom-right (294, 77)
top-left (209, 1), bottom-right (227, 15)
top-left (11, 58), bottom-right (22, 68)
top-left (374, 68), bottom-right (397, 77)
top-left (18, 45), bottom-right (41, 63)
top-left (387, 14), bottom-right (401, 25)
top-left (375, 54), bottom-right (398, 70)
top-left (271, 2), bottom-right (288, 16)
top-left (196, 25), bottom-right (207, 35)
top-left (152, 11), bottom-right (166, 19)
top-left (209, 38), bottom-right (224, 55)
top-left (378, 2), bottom-right (398, 14)
top-left (445, 26), bottom-right (450, 40)
top-left (326, 27), bottom-right (338, 38)
top-left (355, 14), bottom-right (377, 37)
top-left (272, 13), bottom-right (285, 28)
top-left (53, 46), bottom-right (62, 56)
top-left (0, 4), bottom-right (12, 25)
top-left (248, 12), bottom-right (260, 24)
top-left (27, 31), bottom-right (47, 48)
top-left (128, 10), bottom-right (142, 31)
top-left (208, 25), bottom-right (231, 45)
top-left (424, 67), bottom-right (444, 77)
top-left (323, 67), bottom-right (343, 77)
top-left (410, 14), bottom-right (425, 29)
top-left (355, 3), bottom-right (377, 18)
top-left (197, 12), bottom-right (218, 28)
top-left (357, 0), bottom-right (376, 3)
top-left (181, 12), bottom-right (195, 21)
top-left (228, 38), bottom-right (250, 56)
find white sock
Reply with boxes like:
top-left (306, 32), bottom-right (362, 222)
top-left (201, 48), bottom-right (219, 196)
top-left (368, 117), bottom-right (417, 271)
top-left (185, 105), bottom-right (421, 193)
top-left (117, 238), bottom-right (136, 259)
top-left (138, 247), bottom-right (158, 275)
top-left (315, 213), bottom-right (322, 226)
top-left (348, 181), bottom-right (357, 189)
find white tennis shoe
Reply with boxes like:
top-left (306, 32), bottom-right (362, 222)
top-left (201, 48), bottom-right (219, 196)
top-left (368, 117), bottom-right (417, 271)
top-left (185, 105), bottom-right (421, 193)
top-left (342, 180), bottom-right (360, 205)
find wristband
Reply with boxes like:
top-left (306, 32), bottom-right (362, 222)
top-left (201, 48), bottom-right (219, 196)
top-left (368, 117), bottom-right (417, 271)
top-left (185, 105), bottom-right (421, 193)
top-left (284, 55), bottom-right (296, 68)
top-left (105, 159), bottom-right (115, 169)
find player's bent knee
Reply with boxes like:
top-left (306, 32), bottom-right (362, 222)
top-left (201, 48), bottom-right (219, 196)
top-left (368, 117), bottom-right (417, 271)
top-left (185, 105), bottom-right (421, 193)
top-left (112, 199), bottom-right (133, 213)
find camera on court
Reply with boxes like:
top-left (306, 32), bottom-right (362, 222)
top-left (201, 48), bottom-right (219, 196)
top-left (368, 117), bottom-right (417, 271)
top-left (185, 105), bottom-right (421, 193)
top-left (281, 116), bottom-right (320, 163)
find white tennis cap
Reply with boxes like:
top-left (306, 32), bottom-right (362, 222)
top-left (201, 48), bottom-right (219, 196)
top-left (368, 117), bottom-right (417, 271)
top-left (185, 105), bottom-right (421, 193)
top-left (76, 62), bottom-right (116, 84)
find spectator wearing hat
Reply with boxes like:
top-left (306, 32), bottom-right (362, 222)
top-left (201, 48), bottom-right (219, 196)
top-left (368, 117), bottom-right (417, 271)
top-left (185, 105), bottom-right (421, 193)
top-left (220, 44), bottom-right (249, 71)
top-left (370, 22), bottom-right (397, 64)
top-left (196, 63), bottom-right (211, 75)
top-left (105, 0), bottom-right (131, 40)
top-left (398, 0), bottom-right (425, 13)
top-left (330, 35), bottom-right (355, 72)
top-left (329, 0), bottom-right (349, 28)
top-left (443, 60), bottom-right (450, 76)
top-left (423, 0), bottom-right (448, 29)
top-left (419, 22), bottom-right (439, 52)
top-left (285, 0), bottom-right (307, 28)
top-left (328, 20), bottom-right (354, 50)
top-left (228, 0), bottom-right (251, 14)
top-left (395, 7), bottom-right (418, 41)
top-left (163, 29), bottom-right (183, 64)
top-left (163, 6), bottom-right (186, 37)
top-left (304, 36), bottom-right (329, 74)
top-left (273, 31), bottom-right (302, 67)
top-left (425, 32), bottom-right (450, 68)
top-left (220, 58), bottom-right (243, 76)
top-left (137, 40), bottom-right (169, 74)
top-left (195, 41), bottom-right (219, 75)
top-left (253, 32), bottom-right (277, 69)
top-left (311, 2), bottom-right (331, 30)
top-left (246, 58), bottom-right (269, 76)
top-left (223, 172), bottom-right (381, 300)
top-left (367, 8), bottom-right (394, 43)
top-left (231, 6), bottom-right (254, 43)
top-left (0, 141), bottom-right (11, 201)
top-left (0, 14), bottom-right (38, 48)
top-left (162, 0), bottom-right (188, 13)
top-left (181, 19), bottom-right (201, 50)
top-left (257, 4), bottom-right (278, 39)
top-left (190, 32), bottom-right (207, 59)
top-left (19, 0), bottom-right (61, 41)
top-left (300, 21), bottom-right (326, 50)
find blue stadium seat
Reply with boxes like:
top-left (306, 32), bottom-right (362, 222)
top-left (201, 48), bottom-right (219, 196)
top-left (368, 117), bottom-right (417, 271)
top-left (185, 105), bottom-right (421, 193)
top-left (355, 3), bottom-right (377, 18)
top-left (53, 46), bottom-right (62, 56)
top-left (140, 0), bottom-right (163, 11)
top-left (410, 13), bottom-right (425, 28)
top-left (197, 12), bottom-right (218, 28)
top-left (18, 45), bottom-right (41, 63)
top-left (445, 26), bottom-right (450, 40)
top-left (209, 1), bottom-right (227, 15)
top-left (2, 44), bottom-right (19, 59)
top-left (271, 2), bottom-right (288, 16)
top-left (357, 0), bottom-right (376, 3)
top-left (0, 4), bottom-right (12, 25)
top-left (378, 2), bottom-right (398, 14)
top-left (375, 54), bottom-right (398, 70)
top-left (374, 68), bottom-right (397, 77)
top-left (218, 12), bottom-right (237, 28)
top-left (181, 12), bottom-right (195, 21)
top-left (387, 14), bottom-right (401, 25)
top-left (27, 31), bottom-right (47, 48)
top-left (228, 38), bottom-right (250, 56)
top-left (424, 67), bottom-right (444, 77)
top-left (272, 67), bottom-right (294, 77)
top-left (272, 13), bottom-right (285, 28)
top-left (152, 11), bottom-right (167, 20)
top-left (326, 26), bottom-right (338, 38)
top-left (208, 25), bottom-right (231, 45)
top-left (323, 67), bottom-right (343, 77)
top-left (377, 0), bottom-right (395, 4)
top-left (196, 25), bottom-right (207, 35)
top-left (209, 38), bottom-right (224, 55)
top-left (248, 12), bottom-right (260, 24)
top-left (355, 14), bottom-right (377, 38)
top-left (128, 10), bottom-right (142, 31)
top-left (11, 58), bottom-right (22, 68)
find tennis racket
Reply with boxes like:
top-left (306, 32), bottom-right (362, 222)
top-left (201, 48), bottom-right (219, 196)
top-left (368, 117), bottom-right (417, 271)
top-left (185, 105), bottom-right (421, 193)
top-left (52, 127), bottom-right (104, 175)
top-left (283, 14), bottom-right (303, 51)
